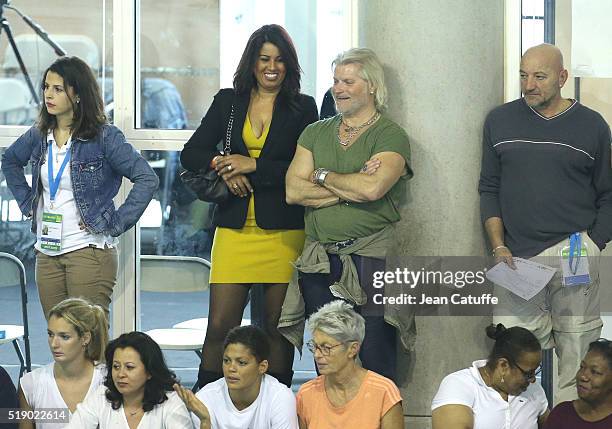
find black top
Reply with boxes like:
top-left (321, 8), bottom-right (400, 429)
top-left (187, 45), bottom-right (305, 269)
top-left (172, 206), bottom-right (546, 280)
top-left (479, 98), bottom-right (612, 257)
top-left (320, 88), bottom-right (337, 119)
top-left (0, 366), bottom-right (18, 428)
top-left (181, 88), bottom-right (319, 229)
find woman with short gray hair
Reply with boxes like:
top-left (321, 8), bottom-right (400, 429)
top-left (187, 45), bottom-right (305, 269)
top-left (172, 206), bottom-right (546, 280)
top-left (297, 301), bottom-right (403, 429)
top-left (306, 299), bottom-right (366, 346)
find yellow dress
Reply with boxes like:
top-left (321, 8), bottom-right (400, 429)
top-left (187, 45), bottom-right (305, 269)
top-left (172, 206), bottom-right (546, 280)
top-left (209, 114), bottom-right (305, 283)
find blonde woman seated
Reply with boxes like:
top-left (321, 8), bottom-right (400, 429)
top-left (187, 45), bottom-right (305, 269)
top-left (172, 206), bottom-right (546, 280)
top-left (67, 332), bottom-right (192, 429)
top-left (544, 339), bottom-right (612, 428)
top-left (296, 301), bottom-right (403, 429)
top-left (432, 324), bottom-right (549, 429)
top-left (174, 325), bottom-right (298, 429)
top-left (18, 298), bottom-right (108, 429)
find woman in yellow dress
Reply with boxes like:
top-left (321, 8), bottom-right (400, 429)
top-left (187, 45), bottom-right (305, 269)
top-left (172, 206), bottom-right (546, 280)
top-left (180, 24), bottom-right (318, 389)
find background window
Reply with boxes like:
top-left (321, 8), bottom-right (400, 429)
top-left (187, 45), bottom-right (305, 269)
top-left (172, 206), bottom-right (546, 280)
top-left (0, 0), bottom-right (112, 127)
top-left (135, 0), bottom-right (351, 130)
top-left (521, 0), bottom-right (545, 52)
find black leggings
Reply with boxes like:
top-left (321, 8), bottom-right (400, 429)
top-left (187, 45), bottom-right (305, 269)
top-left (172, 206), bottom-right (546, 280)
top-left (299, 253), bottom-right (397, 381)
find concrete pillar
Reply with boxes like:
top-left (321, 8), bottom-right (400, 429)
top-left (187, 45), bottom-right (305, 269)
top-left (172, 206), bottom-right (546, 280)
top-left (358, 2), bottom-right (504, 428)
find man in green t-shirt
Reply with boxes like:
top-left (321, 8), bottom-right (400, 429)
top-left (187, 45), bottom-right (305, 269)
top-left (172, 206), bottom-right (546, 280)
top-left (286, 48), bottom-right (412, 381)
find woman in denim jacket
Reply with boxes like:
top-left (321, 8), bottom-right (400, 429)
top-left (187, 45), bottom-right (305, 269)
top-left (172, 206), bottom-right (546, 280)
top-left (1, 56), bottom-right (158, 321)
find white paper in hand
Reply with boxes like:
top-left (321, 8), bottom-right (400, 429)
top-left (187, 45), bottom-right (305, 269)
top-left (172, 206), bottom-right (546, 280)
top-left (486, 258), bottom-right (556, 301)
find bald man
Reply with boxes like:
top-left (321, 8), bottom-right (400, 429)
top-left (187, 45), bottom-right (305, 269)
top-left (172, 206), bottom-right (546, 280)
top-left (479, 44), bottom-right (612, 403)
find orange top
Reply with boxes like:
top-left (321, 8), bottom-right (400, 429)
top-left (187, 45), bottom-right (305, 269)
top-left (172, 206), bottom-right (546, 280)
top-left (297, 370), bottom-right (402, 428)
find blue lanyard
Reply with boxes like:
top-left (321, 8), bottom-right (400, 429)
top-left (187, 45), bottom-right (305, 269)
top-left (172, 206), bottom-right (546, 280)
top-left (569, 233), bottom-right (581, 275)
top-left (47, 142), bottom-right (71, 203)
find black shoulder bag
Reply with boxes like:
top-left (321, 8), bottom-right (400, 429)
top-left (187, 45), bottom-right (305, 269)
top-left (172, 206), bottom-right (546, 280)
top-left (180, 106), bottom-right (235, 204)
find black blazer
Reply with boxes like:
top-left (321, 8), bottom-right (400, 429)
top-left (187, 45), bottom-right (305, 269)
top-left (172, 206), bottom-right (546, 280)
top-left (181, 88), bottom-right (318, 229)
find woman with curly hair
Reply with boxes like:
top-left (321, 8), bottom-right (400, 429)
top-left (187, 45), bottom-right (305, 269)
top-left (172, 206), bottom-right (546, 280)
top-left (67, 331), bottom-right (192, 428)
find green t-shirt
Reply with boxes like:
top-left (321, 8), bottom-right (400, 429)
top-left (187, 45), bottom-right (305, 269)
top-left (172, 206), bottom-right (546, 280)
top-left (298, 115), bottom-right (412, 243)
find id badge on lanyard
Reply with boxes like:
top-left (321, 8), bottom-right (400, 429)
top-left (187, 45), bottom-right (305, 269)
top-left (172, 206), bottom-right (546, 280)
top-left (559, 232), bottom-right (591, 287)
top-left (40, 143), bottom-right (70, 251)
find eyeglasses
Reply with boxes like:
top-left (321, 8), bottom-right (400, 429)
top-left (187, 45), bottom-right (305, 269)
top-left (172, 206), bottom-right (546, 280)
top-left (511, 359), bottom-right (542, 382)
top-left (306, 340), bottom-right (344, 356)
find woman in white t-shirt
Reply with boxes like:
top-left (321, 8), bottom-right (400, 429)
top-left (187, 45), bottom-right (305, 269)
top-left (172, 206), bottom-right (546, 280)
top-left (174, 325), bottom-right (298, 429)
top-left (432, 324), bottom-right (550, 429)
top-left (18, 297), bottom-right (108, 429)
top-left (67, 331), bottom-right (192, 429)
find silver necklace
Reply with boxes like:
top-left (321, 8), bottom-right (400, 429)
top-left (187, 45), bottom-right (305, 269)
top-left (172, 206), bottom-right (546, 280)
top-left (127, 407), bottom-right (142, 417)
top-left (337, 112), bottom-right (380, 146)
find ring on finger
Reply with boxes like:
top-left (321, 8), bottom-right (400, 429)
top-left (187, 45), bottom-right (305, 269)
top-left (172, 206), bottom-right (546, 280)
top-left (233, 183), bottom-right (239, 189)
top-left (227, 164), bottom-right (232, 171)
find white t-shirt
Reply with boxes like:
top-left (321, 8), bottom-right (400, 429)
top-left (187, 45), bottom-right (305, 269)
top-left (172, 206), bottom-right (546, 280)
top-left (66, 385), bottom-right (192, 429)
top-left (36, 131), bottom-right (116, 255)
top-left (431, 360), bottom-right (548, 429)
top-left (192, 374), bottom-right (298, 429)
top-left (19, 362), bottom-right (106, 429)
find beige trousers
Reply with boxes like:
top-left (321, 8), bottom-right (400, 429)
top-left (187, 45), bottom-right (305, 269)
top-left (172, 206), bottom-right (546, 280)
top-left (35, 246), bottom-right (118, 321)
top-left (493, 232), bottom-right (603, 405)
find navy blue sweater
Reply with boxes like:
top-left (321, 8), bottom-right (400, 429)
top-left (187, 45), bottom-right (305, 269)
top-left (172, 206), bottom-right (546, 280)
top-left (479, 98), bottom-right (612, 257)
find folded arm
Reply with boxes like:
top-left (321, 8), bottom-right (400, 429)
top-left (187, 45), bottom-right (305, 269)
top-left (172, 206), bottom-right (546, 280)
top-left (321, 151), bottom-right (405, 203)
top-left (286, 145), bottom-right (340, 208)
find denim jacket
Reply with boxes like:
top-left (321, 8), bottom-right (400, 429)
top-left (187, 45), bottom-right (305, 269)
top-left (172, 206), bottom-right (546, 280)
top-left (1, 125), bottom-right (159, 237)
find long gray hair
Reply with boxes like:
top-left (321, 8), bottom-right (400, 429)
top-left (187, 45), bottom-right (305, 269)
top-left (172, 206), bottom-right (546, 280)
top-left (333, 48), bottom-right (387, 112)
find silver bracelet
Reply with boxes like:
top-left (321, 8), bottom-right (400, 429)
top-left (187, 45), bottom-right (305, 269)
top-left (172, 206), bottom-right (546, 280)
top-left (311, 168), bottom-right (322, 184)
top-left (314, 168), bottom-right (330, 186)
top-left (492, 245), bottom-right (508, 255)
